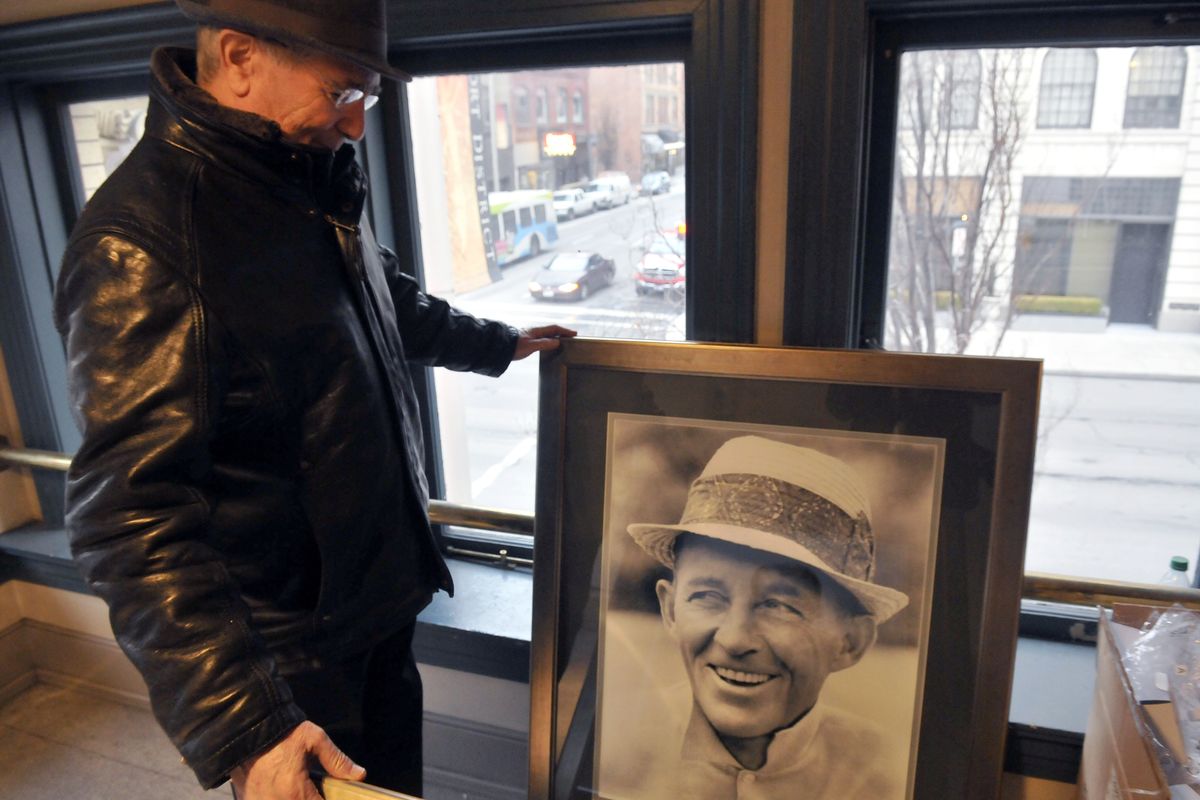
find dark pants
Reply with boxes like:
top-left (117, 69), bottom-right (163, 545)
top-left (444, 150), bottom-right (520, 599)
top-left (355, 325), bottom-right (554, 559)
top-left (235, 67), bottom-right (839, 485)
top-left (240, 623), bottom-right (422, 798)
top-left (295, 623), bottom-right (424, 796)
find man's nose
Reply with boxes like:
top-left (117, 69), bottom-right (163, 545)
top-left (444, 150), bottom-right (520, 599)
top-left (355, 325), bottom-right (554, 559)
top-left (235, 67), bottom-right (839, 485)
top-left (712, 605), bottom-right (760, 656)
top-left (337, 101), bottom-right (366, 141)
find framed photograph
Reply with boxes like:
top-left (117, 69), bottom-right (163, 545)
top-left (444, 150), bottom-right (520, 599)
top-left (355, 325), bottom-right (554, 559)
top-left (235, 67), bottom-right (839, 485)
top-left (531, 339), bottom-right (1041, 800)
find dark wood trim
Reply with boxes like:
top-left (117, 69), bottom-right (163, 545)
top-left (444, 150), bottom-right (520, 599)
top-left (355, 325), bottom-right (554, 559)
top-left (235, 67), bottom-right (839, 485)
top-left (686, 0), bottom-right (759, 342)
top-left (783, 0), bottom-right (870, 348)
top-left (0, 4), bottom-right (189, 81)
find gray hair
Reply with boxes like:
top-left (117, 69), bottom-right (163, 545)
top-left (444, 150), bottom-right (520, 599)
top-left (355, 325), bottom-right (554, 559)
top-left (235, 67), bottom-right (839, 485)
top-left (194, 24), bottom-right (317, 87)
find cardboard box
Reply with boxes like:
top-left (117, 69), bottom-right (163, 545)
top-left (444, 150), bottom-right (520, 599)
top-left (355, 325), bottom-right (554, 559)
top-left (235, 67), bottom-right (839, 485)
top-left (1075, 604), bottom-right (1172, 799)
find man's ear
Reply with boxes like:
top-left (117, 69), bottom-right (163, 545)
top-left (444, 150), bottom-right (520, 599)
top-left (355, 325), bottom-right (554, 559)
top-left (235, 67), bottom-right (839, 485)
top-left (655, 578), bottom-right (677, 635)
top-left (215, 28), bottom-right (260, 101)
top-left (831, 615), bottom-right (877, 672)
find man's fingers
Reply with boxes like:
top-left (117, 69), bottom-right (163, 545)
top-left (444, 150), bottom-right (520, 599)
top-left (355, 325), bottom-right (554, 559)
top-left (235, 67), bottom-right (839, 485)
top-left (310, 730), bottom-right (366, 781)
top-left (525, 324), bottom-right (577, 339)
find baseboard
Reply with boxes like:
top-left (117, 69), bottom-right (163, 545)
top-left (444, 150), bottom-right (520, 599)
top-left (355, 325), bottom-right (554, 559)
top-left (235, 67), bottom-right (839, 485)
top-left (424, 764), bottom-right (526, 800)
top-left (0, 618), bottom-right (34, 706)
top-left (423, 711), bottom-right (527, 800)
top-left (22, 618), bottom-right (150, 705)
top-left (3, 616), bottom-right (531, 800)
top-left (0, 666), bottom-right (36, 709)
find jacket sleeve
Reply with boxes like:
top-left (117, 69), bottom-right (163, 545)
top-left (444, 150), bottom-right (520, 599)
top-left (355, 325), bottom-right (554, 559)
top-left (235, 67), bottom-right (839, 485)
top-left (54, 233), bottom-right (306, 789)
top-left (379, 245), bottom-right (520, 376)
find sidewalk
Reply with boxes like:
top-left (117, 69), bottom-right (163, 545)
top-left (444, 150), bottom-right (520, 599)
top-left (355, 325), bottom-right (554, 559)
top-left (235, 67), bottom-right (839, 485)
top-left (976, 323), bottom-right (1200, 381)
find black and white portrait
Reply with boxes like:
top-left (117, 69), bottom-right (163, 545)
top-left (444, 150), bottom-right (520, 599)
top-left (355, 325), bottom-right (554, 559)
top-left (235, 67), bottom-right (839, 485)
top-left (594, 415), bottom-right (944, 800)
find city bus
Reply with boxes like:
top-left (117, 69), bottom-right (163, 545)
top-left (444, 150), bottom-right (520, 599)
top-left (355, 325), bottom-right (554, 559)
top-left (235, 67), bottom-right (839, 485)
top-left (488, 190), bottom-right (559, 267)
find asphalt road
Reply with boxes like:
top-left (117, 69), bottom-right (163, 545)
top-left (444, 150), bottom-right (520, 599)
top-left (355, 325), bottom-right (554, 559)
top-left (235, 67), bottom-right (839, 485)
top-left (1026, 373), bottom-right (1200, 584)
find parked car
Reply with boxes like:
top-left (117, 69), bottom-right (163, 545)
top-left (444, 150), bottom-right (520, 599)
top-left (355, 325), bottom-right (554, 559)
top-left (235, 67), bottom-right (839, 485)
top-left (552, 188), bottom-right (594, 220)
top-left (634, 232), bottom-right (686, 298)
top-left (641, 170), bottom-right (671, 195)
top-left (529, 251), bottom-right (616, 301)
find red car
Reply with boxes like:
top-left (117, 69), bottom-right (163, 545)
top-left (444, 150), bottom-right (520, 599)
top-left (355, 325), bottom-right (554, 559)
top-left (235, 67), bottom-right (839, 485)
top-left (634, 233), bottom-right (685, 297)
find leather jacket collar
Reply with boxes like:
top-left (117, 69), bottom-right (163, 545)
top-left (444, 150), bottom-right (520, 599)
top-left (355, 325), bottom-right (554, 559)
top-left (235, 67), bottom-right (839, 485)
top-left (147, 46), bottom-right (366, 222)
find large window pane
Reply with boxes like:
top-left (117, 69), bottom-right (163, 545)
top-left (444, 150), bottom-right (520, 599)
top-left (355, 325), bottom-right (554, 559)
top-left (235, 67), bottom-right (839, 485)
top-left (67, 95), bottom-right (148, 202)
top-left (405, 66), bottom-right (687, 517)
top-left (885, 46), bottom-right (1200, 584)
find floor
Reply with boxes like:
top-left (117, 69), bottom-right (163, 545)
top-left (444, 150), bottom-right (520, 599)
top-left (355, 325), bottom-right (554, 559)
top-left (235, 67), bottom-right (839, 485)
top-left (0, 682), bottom-right (220, 799)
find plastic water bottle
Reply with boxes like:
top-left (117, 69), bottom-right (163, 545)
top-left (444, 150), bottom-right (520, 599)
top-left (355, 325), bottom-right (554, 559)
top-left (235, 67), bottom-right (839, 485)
top-left (1160, 556), bottom-right (1191, 587)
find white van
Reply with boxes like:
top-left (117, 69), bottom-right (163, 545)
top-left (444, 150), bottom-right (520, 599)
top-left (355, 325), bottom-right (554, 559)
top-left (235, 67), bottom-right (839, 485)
top-left (587, 172), bottom-right (632, 208)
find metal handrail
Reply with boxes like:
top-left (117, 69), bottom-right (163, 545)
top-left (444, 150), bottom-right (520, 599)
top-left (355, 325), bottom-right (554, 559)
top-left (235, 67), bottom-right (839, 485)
top-left (3, 439), bottom-right (1199, 607)
top-left (0, 438), bottom-right (533, 541)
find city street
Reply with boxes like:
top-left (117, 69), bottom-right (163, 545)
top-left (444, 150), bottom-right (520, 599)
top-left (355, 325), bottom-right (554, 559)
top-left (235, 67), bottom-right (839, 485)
top-left (1027, 373), bottom-right (1200, 584)
top-left (432, 182), bottom-right (1200, 584)
top-left (450, 179), bottom-right (687, 340)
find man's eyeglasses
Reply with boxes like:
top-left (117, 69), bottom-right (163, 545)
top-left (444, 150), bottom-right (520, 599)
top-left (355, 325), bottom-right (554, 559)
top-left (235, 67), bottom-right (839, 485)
top-left (327, 86), bottom-right (380, 111)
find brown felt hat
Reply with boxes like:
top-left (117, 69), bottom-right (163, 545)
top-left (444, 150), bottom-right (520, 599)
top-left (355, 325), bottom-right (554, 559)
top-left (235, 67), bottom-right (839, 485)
top-left (175, 0), bottom-right (412, 82)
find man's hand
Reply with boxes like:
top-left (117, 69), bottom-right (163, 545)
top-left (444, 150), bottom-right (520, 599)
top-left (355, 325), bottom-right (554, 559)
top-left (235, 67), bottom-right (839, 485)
top-left (513, 325), bottom-right (577, 360)
top-left (230, 721), bottom-right (365, 800)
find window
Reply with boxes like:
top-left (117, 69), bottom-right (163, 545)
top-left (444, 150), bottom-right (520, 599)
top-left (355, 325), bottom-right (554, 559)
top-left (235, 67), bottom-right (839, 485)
top-left (880, 46), bottom-right (1200, 586)
top-left (67, 95), bottom-right (148, 201)
top-left (514, 86), bottom-right (530, 125)
top-left (1037, 49), bottom-right (1096, 128)
top-left (573, 91), bottom-right (584, 123)
top-left (404, 67), bottom-right (686, 519)
top-left (1124, 46), bottom-right (1188, 128)
top-left (898, 50), bottom-right (983, 132)
top-left (536, 88), bottom-right (547, 124)
top-left (556, 87), bottom-right (567, 122)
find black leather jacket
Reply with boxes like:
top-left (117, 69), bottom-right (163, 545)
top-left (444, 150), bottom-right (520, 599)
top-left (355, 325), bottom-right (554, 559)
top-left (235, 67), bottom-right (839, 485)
top-left (53, 48), bottom-right (518, 788)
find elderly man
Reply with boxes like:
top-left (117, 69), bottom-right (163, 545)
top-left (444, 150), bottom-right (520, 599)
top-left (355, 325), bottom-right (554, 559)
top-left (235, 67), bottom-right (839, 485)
top-left (53, 1), bottom-right (573, 798)
top-left (626, 435), bottom-right (910, 799)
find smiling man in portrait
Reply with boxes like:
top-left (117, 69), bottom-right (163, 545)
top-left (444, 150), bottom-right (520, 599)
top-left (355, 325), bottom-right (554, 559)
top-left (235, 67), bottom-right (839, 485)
top-left (624, 434), bottom-right (911, 799)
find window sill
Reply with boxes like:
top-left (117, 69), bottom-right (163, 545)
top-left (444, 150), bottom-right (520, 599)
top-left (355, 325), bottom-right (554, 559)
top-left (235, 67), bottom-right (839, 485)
top-left (0, 524), bottom-right (533, 683)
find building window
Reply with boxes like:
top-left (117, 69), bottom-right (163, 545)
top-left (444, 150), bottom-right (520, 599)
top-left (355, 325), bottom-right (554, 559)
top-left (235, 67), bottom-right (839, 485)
top-left (899, 50), bottom-right (983, 132)
top-left (556, 87), bottom-right (567, 122)
top-left (536, 88), bottom-right (547, 124)
top-left (1037, 48), bottom-right (1097, 129)
top-left (514, 87), bottom-right (529, 125)
top-left (645, 94), bottom-right (655, 124)
top-left (573, 91), bottom-right (584, 123)
top-left (1124, 46), bottom-right (1188, 128)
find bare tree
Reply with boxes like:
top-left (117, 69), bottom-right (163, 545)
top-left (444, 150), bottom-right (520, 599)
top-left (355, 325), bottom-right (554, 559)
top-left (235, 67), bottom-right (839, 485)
top-left (888, 49), bottom-right (1028, 354)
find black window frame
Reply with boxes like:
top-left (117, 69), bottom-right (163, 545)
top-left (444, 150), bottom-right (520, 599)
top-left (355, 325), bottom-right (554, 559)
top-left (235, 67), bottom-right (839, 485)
top-left (0, 1), bottom-right (760, 555)
top-left (372, 1), bottom-right (760, 559)
top-left (779, 2), bottom-right (1200, 781)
